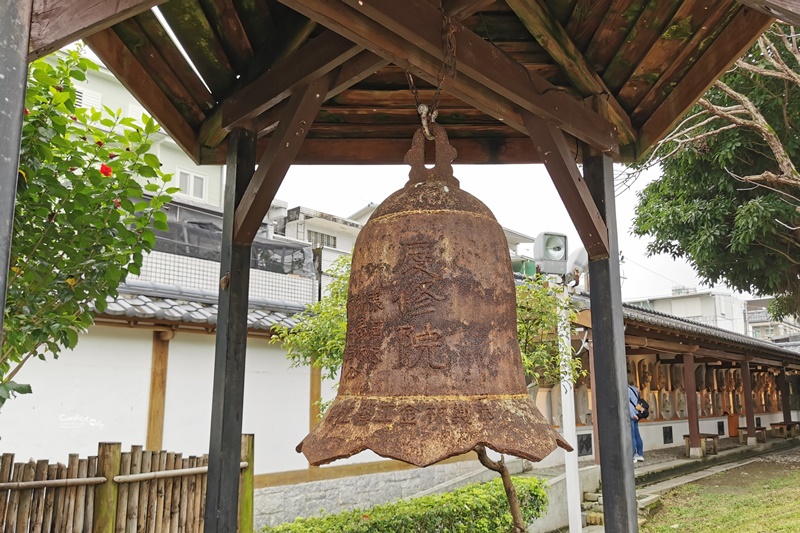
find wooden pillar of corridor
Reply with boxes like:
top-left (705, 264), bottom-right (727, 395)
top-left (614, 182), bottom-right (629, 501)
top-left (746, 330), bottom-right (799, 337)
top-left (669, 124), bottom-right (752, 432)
top-left (742, 361), bottom-right (757, 444)
top-left (682, 353), bottom-right (701, 456)
top-left (779, 366), bottom-right (792, 423)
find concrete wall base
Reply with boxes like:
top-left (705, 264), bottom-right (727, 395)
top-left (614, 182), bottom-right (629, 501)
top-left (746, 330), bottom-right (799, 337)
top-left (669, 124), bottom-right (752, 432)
top-left (689, 447), bottom-right (704, 458)
top-left (530, 465), bottom-right (601, 533)
top-left (254, 458), bottom-right (526, 529)
top-left (747, 437), bottom-right (758, 446)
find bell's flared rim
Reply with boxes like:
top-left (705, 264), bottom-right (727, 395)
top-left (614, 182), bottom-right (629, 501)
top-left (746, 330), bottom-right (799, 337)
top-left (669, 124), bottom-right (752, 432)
top-left (297, 394), bottom-right (572, 468)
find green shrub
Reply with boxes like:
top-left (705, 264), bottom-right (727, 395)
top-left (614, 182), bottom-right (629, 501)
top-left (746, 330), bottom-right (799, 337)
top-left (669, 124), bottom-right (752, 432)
top-left (262, 476), bottom-right (548, 533)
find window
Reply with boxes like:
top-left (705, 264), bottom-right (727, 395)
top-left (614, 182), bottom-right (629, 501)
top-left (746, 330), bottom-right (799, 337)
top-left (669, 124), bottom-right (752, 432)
top-left (308, 230), bottom-right (337, 249)
top-left (177, 169), bottom-right (207, 201)
top-left (74, 87), bottom-right (102, 110)
top-left (127, 103), bottom-right (149, 124)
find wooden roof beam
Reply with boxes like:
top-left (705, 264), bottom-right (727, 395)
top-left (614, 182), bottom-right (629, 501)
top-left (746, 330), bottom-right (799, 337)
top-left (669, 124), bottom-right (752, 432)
top-left (505, 0), bottom-right (635, 145)
top-left (626, 335), bottom-right (698, 354)
top-left (333, 0), bottom-right (619, 154)
top-left (233, 74), bottom-right (332, 244)
top-left (737, 1), bottom-right (800, 25)
top-left (28, 0), bottom-right (164, 60)
top-left (84, 27), bottom-right (200, 162)
top-left (201, 137), bottom-right (543, 165)
top-left (278, 0), bottom-right (528, 131)
top-left (200, 31), bottom-right (361, 148)
top-left (201, 0), bottom-right (489, 150)
top-left (691, 347), bottom-right (753, 362)
top-left (523, 111), bottom-right (609, 259)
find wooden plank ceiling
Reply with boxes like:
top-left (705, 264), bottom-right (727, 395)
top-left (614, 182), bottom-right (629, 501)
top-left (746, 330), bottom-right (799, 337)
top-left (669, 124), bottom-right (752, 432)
top-left (75, 0), bottom-right (773, 166)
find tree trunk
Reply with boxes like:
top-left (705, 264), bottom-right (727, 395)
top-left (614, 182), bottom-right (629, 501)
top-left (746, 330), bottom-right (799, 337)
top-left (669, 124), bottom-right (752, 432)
top-left (474, 445), bottom-right (525, 533)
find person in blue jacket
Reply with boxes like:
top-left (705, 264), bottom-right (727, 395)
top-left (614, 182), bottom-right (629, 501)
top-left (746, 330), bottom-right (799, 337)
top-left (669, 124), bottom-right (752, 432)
top-left (628, 379), bottom-right (644, 463)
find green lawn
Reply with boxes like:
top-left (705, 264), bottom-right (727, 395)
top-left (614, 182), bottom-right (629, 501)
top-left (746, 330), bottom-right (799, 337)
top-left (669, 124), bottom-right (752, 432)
top-left (642, 461), bottom-right (800, 532)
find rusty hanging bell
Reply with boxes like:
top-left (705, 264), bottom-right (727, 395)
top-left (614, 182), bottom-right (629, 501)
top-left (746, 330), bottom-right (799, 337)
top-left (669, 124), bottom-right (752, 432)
top-left (297, 123), bottom-right (571, 467)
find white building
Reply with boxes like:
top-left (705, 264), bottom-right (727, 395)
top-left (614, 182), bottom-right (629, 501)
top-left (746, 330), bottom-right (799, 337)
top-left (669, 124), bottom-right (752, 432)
top-left (747, 297), bottom-right (800, 341)
top-left (626, 287), bottom-right (748, 335)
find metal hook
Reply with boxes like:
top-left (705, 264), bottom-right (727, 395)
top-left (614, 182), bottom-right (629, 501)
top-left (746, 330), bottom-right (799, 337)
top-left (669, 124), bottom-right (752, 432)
top-left (418, 104), bottom-right (439, 141)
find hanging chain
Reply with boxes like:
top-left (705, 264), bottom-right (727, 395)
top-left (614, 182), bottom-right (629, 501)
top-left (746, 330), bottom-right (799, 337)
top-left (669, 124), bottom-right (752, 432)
top-left (406, 4), bottom-right (457, 140)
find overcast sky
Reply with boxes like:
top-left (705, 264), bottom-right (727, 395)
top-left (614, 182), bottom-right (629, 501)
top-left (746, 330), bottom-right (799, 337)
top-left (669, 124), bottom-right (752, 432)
top-left (275, 162), bottom-right (735, 302)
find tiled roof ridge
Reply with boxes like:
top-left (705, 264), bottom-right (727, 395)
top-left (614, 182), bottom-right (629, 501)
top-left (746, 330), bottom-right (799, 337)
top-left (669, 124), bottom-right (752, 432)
top-left (91, 279), bottom-right (307, 331)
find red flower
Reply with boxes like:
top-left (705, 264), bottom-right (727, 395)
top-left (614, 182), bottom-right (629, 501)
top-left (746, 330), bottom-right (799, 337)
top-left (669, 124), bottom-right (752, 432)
top-left (99, 164), bottom-right (113, 177)
top-left (96, 140), bottom-right (104, 147)
top-left (68, 167), bottom-right (76, 171)
top-left (114, 199), bottom-right (121, 208)
top-left (108, 153), bottom-right (118, 159)
top-left (23, 108), bottom-right (29, 116)
top-left (70, 115), bottom-right (77, 121)
top-left (55, 85), bottom-right (63, 92)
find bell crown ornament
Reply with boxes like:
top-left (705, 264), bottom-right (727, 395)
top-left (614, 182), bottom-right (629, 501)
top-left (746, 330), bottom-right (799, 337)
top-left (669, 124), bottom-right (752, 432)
top-left (297, 124), bottom-right (571, 467)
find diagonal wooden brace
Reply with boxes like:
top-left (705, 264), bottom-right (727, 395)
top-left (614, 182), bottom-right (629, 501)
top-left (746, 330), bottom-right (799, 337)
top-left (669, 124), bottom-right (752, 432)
top-left (523, 111), bottom-right (609, 259)
top-left (232, 73), bottom-right (333, 245)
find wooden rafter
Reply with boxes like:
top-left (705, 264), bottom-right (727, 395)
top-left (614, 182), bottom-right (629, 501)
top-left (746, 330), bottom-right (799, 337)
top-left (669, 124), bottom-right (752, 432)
top-left (636, 6), bottom-right (773, 158)
top-left (249, 51), bottom-right (389, 137)
top-left (200, 30), bottom-right (361, 148)
top-left (28, 0), bottom-right (163, 60)
top-left (334, 0), bottom-right (619, 153)
top-left (504, 0), bottom-right (635, 144)
top-left (616, 0), bottom-right (732, 113)
top-left (202, 136), bottom-right (543, 166)
top-left (233, 74), bottom-right (333, 244)
top-left (84, 27), bottom-right (200, 162)
top-left (280, 0), bottom-right (530, 135)
top-left (523, 111), bottom-right (609, 259)
top-left (200, 0), bottom-right (490, 151)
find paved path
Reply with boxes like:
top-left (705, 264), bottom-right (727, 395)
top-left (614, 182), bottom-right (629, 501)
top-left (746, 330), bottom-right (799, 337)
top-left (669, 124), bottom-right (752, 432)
top-left (575, 436), bottom-right (800, 532)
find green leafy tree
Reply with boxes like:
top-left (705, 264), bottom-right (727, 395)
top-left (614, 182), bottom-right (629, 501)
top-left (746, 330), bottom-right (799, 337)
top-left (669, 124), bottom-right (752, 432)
top-left (516, 274), bottom-right (582, 387)
top-left (1, 49), bottom-right (176, 407)
top-left (628, 23), bottom-right (800, 319)
top-left (272, 253), bottom-right (350, 382)
top-left (272, 255), bottom-right (584, 392)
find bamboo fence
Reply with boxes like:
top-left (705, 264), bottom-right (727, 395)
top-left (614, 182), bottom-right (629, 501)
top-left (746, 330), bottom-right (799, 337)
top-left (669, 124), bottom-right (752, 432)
top-left (0, 435), bottom-right (254, 533)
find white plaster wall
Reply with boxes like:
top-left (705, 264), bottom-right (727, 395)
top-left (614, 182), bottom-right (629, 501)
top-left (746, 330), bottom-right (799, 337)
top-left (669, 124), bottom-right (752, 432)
top-left (0, 327), bottom-right (152, 460)
top-left (0, 325), bottom-right (313, 475)
top-left (161, 333), bottom-right (311, 474)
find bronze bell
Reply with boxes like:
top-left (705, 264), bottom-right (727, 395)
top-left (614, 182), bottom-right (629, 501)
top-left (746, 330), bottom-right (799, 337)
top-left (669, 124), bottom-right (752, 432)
top-left (298, 124), bottom-right (571, 467)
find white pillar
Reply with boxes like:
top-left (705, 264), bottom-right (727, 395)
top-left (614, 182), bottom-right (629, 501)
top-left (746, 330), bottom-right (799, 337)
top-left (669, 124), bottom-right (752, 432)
top-left (560, 287), bottom-right (582, 533)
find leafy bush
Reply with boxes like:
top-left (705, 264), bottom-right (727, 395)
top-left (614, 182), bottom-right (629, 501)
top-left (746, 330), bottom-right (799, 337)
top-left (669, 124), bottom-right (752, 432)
top-left (1, 48), bottom-right (175, 406)
top-left (262, 476), bottom-right (548, 533)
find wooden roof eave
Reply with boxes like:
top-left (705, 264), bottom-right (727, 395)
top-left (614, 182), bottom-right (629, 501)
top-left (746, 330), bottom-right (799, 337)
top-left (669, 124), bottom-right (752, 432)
top-left (28, 0), bottom-right (164, 61)
top-left (84, 28), bottom-right (202, 163)
top-left (633, 7), bottom-right (773, 160)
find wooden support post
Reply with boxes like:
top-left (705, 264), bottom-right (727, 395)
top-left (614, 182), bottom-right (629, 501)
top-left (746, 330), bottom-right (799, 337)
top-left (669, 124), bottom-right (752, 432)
top-left (742, 361), bottom-right (756, 444)
top-left (683, 353), bottom-right (701, 456)
top-left (583, 151), bottom-right (638, 532)
top-left (0, 0), bottom-right (32, 341)
top-left (204, 128), bottom-right (256, 533)
top-left (94, 442), bottom-right (122, 533)
top-left (309, 361), bottom-right (322, 431)
top-left (238, 435), bottom-right (254, 533)
top-left (146, 331), bottom-right (172, 451)
top-left (779, 366), bottom-right (792, 423)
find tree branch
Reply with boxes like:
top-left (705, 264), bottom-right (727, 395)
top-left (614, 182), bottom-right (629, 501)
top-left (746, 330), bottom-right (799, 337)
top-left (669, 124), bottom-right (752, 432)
top-left (705, 80), bottom-right (800, 182)
top-left (475, 445), bottom-right (526, 533)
